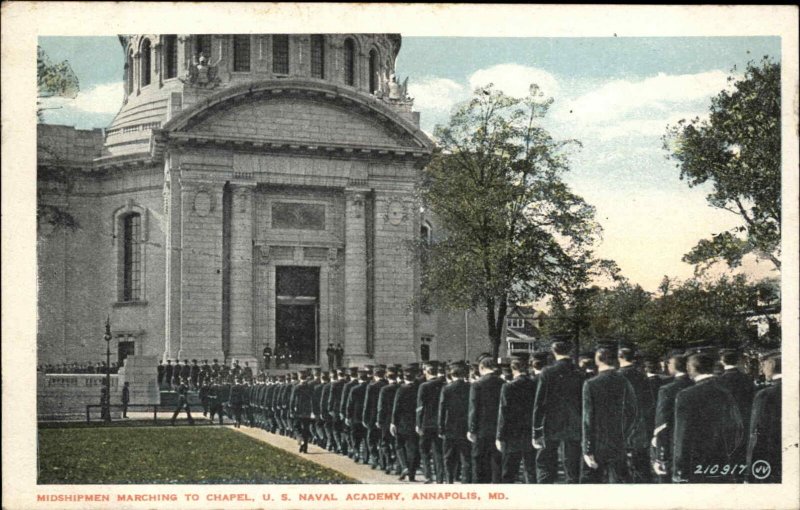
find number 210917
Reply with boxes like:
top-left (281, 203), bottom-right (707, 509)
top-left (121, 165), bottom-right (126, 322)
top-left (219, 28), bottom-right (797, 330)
top-left (694, 464), bottom-right (747, 476)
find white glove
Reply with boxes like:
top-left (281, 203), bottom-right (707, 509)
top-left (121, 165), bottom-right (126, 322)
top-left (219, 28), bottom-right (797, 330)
top-left (390, 423), bottom-right (397, 437)
top-left (467, 432), bottom-right (477, 443)
top-left (584, 454), bottom-right (598, 469)
top-left (495, 440), bottom-right (505, 452)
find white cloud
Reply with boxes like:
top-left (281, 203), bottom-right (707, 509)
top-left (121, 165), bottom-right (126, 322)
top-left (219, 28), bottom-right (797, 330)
top-left (40, 81), bottom-right (124, 116)
top-left (407, 77), bottom-right (465, 114)
top-left (468, 63), bottom-right (559, 99)
top-left (558, 70), bottom-right (730, 124)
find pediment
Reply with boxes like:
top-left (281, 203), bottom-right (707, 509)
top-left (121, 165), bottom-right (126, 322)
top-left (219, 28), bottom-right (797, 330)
top-left (183, 95), bottom-right (421, 150)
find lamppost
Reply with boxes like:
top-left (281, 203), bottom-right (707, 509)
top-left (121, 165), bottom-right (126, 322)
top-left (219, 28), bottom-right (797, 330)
top-left (103, 316), bottom-right (112, 423)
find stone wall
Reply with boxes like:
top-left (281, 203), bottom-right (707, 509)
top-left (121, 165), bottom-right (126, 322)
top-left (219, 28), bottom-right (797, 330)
top-left (37, 373), bottom-right (122, 421)
top-left (37, 156), bottom-right (166, 365)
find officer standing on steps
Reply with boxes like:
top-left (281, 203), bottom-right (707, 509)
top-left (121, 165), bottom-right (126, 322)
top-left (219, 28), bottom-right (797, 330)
top-left (171, 377), bottom-right (195, 425)
top-left (326, 343), bottom-right (336, 372)
top-left (164, 360), bottom-right (173, 390)
top-left (262, 346), bottom-right (272, 370)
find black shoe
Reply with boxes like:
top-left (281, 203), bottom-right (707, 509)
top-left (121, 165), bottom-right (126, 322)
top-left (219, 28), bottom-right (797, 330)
top-left (398, 469), bottom-right (408, 481)
top-left (424, 479), bottom-right (434, 484)
top-left (408, 476), bottom-right (416, 482)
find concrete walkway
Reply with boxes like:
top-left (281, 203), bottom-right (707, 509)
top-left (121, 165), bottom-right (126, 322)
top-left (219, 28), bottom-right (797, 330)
top-left (232, 426), bottom-right (430, 484)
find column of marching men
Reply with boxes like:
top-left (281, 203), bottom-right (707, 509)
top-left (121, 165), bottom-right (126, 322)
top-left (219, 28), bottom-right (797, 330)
top-left (166, 342), bottom-right (782, 484)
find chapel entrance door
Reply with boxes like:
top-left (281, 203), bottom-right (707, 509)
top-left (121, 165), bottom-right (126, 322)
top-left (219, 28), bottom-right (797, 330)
top-left (275, 266), bottom-right (319, 365)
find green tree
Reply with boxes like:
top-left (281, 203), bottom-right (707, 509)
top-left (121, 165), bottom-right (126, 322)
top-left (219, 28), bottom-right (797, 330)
top-left (37, 46), bottom-right (80, 121)
top-left (420, 84), bottom-right (602, 360)
top-left (37, 46), bottom-right (81, 230)
top-left (664, 57), bottom-right (781, 271)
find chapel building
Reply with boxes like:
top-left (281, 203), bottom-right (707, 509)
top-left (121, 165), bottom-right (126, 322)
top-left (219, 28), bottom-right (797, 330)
top-left (37, 33), bottom-right (491, 370)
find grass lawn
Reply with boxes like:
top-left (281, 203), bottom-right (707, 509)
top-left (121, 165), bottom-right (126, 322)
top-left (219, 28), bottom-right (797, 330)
top-left (38, 426), bottom-right (356, 484)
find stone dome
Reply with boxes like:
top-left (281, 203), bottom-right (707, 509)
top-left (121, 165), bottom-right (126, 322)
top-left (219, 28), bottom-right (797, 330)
top-left (102, 34), bottom-right (407, 159)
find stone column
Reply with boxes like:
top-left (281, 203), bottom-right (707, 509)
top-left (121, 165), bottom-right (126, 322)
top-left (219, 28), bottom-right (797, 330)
top-left (343, 189), bottom-right (369, 364)
top-left (228, 183), bottom-right (256, 367)
top-left (178, 177), bottom-right (225, 362)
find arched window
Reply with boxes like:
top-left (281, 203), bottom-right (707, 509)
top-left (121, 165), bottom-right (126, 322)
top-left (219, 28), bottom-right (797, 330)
top-left (121, 213), bottom-right (142, 301)
top-left (163, 35), bottom-right (177, 79)
top-left (310, 35), bottom-right (325, 79)
top-left (233, 35), bottom-right (251, 72)
top-left (126, 50), bottom-right (134, 94)
top-left (272, 35), bottom-right (289, 74)
top-left (420, 222), bottom-right (432, 245)
top-left (369, 49), bottom-right (379, 94)
top-left (195, 34), bottom-right (212, 59)
top-left (343, 38), bottom-right (355, 86)
top-left (140, 39), bottom-right (152, 87)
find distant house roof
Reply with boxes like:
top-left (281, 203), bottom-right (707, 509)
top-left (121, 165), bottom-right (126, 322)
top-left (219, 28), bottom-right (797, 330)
top-left (507, 304), bottom-right (544, 319)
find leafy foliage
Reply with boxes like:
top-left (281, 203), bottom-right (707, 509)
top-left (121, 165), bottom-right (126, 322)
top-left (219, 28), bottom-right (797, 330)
top-left (37, 46), bottom-right (79, 121)
top-left (420, 84), bottom-right (603, 359)
top-left (664, 57), bottom-right (781, 271)
top-left (38, 426), bottom-right (355, 484)
top-left (541, 275), bottom-right (778, 356)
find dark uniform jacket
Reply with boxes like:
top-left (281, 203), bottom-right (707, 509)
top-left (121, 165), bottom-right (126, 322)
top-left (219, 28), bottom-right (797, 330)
top-left (416, 377), bottom-right (446, 433)
top-left (747, 379), bottom-right (781, 480)
top-left (346, 380), bottom-right (369, 425)
top-left (291, 381), bottom-right (314, 419)
top-left (312, 380), bottom-right (326, 419)
top-left (619, 365), bottom-right (655, 447)
top-left (190, 364), bottom-right (200, 385)
top-left (497, 374), bottom-right (537, 451)
top-left (164, 363), bottom-right (173, 383)
top-left (532, 358), bottom-right (582, 443)
top-left (392, 380), bottom-right (421, 436)
top-left (157, 364), bottom-right (165, 383)
top-left (319, 382), bottom-right (332, 421)
top-left (653, 374), bottom-right (693, 464)
top-left (327, 378), bottom-right (347, 423)
top-left (377, 382), bottom-right (400, 432)
top-left (718, 368), bottom-right (755, 434)
top-left (582, 370), bottom-right (639, 462)
top-left (438, 379), bottom-right (470, 439)
top-left (181, 363), bottom-right (191, 380)
top-left (468, 373), bottom-right (505, 439)
top-left (672, 377), bottom-right (744, 482)
top-left (363, 379), bottom-right (388, 428)
top-left (340, 379), bottom-right (359, 422)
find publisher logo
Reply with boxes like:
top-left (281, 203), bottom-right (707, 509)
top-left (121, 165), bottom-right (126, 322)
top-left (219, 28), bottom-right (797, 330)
top-left (751, 460), bottom-right (771, 480)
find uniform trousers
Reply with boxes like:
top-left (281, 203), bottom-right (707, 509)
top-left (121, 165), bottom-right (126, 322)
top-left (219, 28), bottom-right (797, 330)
top-left (443, 437), bottom-right (472, 483)
top-left (472, 437), bottom-right (502, 483)
top-left (536, 440), bottom-right (581, 483)
top-left (380, 431), bottom-right (398, 472)
top-left (581, 455), bottom-right (631, 483)
top-left (365, 426), bottom-right (381, 466)
top-left (501, 443), bottom-right (537, 483)
top-left (396, 432), bottom-right (420, 479)
top-left (419, 430), bottom-right (444, 482)
top-left (171, 400), bottom-right (194, 424)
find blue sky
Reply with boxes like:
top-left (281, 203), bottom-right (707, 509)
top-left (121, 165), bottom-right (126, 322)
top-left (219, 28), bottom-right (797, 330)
top-left (38, 35), bottom-right (781, 291)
